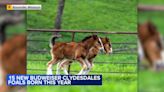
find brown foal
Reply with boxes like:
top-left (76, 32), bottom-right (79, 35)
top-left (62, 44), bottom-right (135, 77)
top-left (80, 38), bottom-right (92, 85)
top-left (0, 35), bottom-right (26, 92)
top-left (138, 21), bottom-right (164, 70)
top-left (47, 35), bottom-right (102, 75)
top-left (58, 37), bottom-right (112, 74)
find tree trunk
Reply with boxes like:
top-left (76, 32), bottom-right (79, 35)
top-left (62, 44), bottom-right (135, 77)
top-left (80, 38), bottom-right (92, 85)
top-left (54, 0), bottom-right (65, 30)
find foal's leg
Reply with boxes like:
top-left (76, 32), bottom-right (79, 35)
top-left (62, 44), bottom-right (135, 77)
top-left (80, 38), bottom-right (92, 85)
top-left (63, 66), bottom-right (69, 75)
top-left (83, 59), bottom-right (92, 74)
top-left (84, 59), bottom-right (93, 74)
top-left (47, 58), bottom-right (58, 75)
top-left (56, 61), bottom-right (61, 75)
top-left (77, 58), bottom-right (87, 75)
top-left (0, 64), bottom-right (3, 86)
top-left (47, 60), bottom-right (53, 75)
top-left (56, 59), bottom-right (71, 75)
top-left (59, 59), bottom-right (70, 75)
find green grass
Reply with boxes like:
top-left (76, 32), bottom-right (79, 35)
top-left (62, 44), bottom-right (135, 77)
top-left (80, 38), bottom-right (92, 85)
top-left (27, 0), bottom-right (137, 92)
top-left (27, 81), bottom-right (137, 92)
top-left (27, 54), bottom-right (137, 74)
top-left (27, 54), bottom-right (137, 92)
top-left (27, 0), bottom-right (137, 31)
top-left (139, 71), bottom-right (164, 92)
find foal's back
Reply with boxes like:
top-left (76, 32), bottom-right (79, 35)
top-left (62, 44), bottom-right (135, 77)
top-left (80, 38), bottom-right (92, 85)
top-left (51, 42), bottom-right (86, 59)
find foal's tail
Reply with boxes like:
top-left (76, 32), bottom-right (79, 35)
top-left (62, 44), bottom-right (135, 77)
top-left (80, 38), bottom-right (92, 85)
top-left (49, 36), bottom-right (58, 48)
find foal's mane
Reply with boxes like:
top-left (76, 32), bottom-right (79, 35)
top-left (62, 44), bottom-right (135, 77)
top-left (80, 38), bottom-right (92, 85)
top-left (147, 21), bottom-right (158, 35)
top-left (81, 35), bottom-right (93, 42)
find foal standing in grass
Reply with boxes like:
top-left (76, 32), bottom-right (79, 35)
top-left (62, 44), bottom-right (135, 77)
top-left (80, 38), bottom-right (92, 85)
top-left (47, 35), bottom-right (101, 75)
top-left (58, 37), bottom-right (113, 75)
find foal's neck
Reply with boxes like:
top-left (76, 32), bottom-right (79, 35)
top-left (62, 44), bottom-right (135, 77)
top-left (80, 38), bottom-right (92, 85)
top-left (82, 40), bottom-right (96, 51)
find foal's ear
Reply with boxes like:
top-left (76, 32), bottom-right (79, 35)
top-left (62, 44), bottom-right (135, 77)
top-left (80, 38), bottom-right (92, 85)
top-left (105, 37), bottom-right (109, 42)
top-left (93, 35), bottom-right (98, 40)
top-left (147, 21), bottom-right (157, 34)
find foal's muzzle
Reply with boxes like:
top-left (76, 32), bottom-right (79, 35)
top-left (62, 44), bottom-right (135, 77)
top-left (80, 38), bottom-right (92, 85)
top-left (108, 48), bottom-right (113, 54)
top-left (99, 48), bottom-right (104, 52)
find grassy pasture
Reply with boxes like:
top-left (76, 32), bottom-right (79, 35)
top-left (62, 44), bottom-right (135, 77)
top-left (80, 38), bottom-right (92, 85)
top-left (27, 0), bottom-right (137, 92)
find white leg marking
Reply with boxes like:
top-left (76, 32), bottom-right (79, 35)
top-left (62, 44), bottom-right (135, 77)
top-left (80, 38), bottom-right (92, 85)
top-left (78, 60), bottom-right (86, 75)
top-left (109, 47), bottom-right (113, 54)
top-left (98, 37), bottom-right (105, 53)
top-left (78, 69), bottom-right (85, 75)
top-left (63, 67), bottom-right (69, 75)
top-left (60, 59), bottom-right (69, 75)
top-left (47, 64), bottom-right (53, 75)
top-left (0, 47), bottom-right (3, 85)
top-left (84, 59), bottom-right (92, 74)
top-left (56, 62), bottom-right (61, 75)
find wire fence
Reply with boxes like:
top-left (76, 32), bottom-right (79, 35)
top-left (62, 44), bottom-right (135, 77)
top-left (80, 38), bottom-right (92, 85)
top-left (27, 29), bottom-right (138, 74)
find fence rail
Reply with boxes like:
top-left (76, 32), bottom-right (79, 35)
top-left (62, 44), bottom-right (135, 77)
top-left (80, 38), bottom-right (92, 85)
top-left (27, 29), bottom-right (138, 34)
top-left (28, 50), bottom-right (137, 55)
top-left (27, 39), bottom-right (137, 45)
top-left (138, 5), bottom-right (164, 11)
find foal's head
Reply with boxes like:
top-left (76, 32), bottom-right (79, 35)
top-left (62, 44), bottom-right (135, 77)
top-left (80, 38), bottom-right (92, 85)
top-left (97, 37), bottom-right (112, 54)
top-left (138, 21), bottom-right (159, 43)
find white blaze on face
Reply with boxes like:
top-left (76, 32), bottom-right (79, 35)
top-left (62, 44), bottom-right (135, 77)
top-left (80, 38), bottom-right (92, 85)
top-left (109, 41), bottom-right (113, 54)
top-left (47, 64), bottom-right (53, 75)
top-left (110, 47), bottom-right (113, 54)
top-left (98, 38), bottom-right (105, 53)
